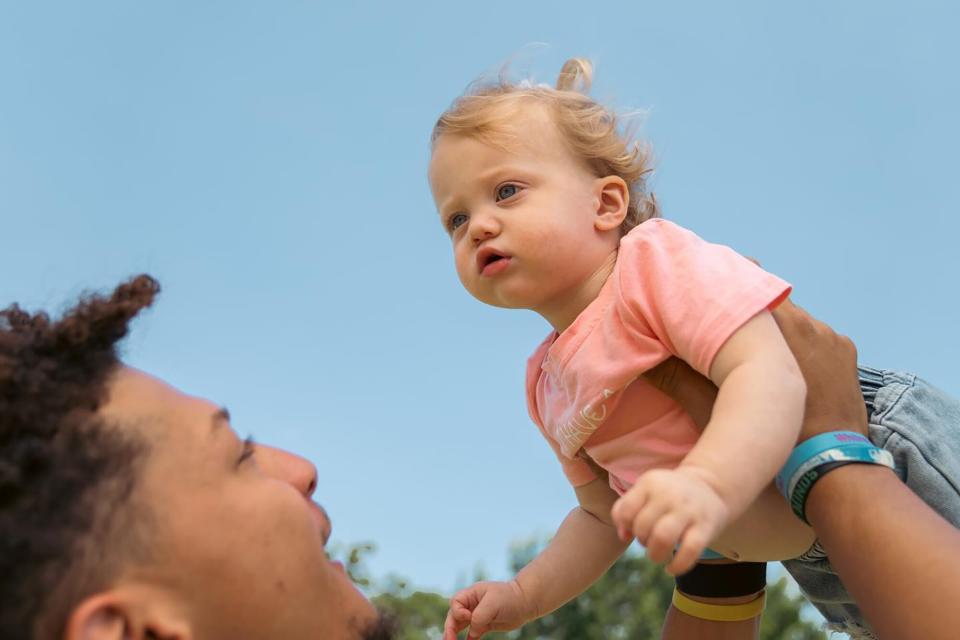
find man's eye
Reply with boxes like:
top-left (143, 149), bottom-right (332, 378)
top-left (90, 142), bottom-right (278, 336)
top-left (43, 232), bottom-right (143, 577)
top-left (495, 184), bottom-right (520, 201)
top-left (238, 436), bottom-right (256, 466)
top-left (449, 213), bottom-right (468, 231)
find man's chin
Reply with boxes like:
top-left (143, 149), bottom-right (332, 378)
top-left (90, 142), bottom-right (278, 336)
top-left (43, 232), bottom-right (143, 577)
top-left (358, 609), bottom-right (398, 640)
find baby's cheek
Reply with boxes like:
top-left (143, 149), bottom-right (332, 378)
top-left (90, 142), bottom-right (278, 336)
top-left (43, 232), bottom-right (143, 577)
top-left (454, 257), bottom-right (479, 293)
top-left (455, 250), bottom-right (472, 273)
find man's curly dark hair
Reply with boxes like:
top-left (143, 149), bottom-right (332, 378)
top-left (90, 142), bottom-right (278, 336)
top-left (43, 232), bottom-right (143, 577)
top-left (0, 275), bottom-right (160, 639)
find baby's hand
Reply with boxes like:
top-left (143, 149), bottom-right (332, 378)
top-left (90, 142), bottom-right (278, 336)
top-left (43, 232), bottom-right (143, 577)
top-left (610, 467), bottom-right (730, 575)
top-left (443, 579), bottom-right (536, 640)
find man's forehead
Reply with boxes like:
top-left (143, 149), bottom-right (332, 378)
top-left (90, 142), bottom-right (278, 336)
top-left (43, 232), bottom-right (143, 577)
top-left (101, 367), bottom-right (231, 493)
top-left (102, 366), bottom-right (219, 429)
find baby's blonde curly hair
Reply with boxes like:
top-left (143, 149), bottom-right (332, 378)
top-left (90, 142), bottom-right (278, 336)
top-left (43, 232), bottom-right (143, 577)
top-left (432, 58), bottom-right (659, 234)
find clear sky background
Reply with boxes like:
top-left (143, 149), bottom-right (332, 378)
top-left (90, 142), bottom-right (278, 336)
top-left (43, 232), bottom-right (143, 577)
top-left (2, 0), bottom-right (958, 603)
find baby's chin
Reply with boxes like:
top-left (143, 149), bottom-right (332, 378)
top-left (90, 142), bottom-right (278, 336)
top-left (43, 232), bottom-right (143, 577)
top-left (467, 287), bottom-right (537, 311)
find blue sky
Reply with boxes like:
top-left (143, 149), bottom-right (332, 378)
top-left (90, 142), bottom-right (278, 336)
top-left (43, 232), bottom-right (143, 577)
top-left (1, 0), bottom-right (957, 601)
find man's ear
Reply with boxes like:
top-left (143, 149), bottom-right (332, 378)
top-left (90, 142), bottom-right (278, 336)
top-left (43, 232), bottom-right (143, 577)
top-left (593, 175), bottom-right (629, 232)
top-left (65, 589), bottom-right (191, 640)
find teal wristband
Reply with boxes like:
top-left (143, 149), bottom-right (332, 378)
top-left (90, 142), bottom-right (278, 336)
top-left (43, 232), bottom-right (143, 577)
top-left (778, 431), bottom-right (896, 523)
top-left (776, 431), bottom-right (871, 497)
top-left (787, 446), bottom-right (895, 522)
top-left (785, 443), bottom-right (893, 500)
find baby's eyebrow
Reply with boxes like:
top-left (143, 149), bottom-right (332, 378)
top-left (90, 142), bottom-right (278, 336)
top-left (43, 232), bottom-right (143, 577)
top-left (435, 193), bottom-right (463, 218)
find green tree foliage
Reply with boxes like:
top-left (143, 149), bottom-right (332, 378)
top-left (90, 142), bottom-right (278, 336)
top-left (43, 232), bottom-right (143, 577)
top-left (374, 585), bottom-right (449, 640)
top-left (338, 540), bottom-right (826, 640)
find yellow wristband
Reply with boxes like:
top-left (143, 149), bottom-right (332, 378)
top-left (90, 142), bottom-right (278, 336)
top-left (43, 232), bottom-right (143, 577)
top-left (672, 588), bottom-right (766, 622)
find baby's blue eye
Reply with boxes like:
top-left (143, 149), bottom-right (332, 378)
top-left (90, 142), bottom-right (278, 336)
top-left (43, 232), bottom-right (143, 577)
top-left (496, 184), bottom-right (520, 201)
top-left (449, 213), bottom-right (468, 231)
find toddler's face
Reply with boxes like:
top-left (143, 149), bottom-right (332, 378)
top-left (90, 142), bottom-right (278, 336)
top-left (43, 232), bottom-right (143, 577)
top-left (429, 112), bottom-right (618, 321)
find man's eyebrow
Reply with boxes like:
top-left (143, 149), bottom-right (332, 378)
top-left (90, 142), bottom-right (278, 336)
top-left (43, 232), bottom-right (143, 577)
top-left (210, 406), bottom-right (231, 435)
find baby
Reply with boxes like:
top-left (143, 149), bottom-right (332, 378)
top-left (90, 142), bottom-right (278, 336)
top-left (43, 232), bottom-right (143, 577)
top-left (428, 59), bottom-right (959, 638)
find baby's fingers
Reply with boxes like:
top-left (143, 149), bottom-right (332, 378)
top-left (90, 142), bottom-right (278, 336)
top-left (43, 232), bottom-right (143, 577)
top-left (611, 488), bottom-right (649, 540)
top-left (666, 527), bottom-right (709, 576)
top-left (645, 514), bottom-right (686, 564)
top-left (444, 590), bottom-right (478, 640)
top-left (443, 605), bottom-right (470, 640)
top-left (625, 495), bottom-right (674, 547)
top-left (465, 597), bottom-right (499, 639)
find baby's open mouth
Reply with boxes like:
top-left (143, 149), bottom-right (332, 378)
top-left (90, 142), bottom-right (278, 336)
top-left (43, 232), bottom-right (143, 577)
top-left (476, 246), bottom-right (512, 275)
top-left (476, 248), bottom-right (511, 275)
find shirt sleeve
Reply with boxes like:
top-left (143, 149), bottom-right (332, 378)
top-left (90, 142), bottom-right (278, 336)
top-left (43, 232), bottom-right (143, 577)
top-left (526, 341), bottom-right (598, 487)
top-left (616, 219), bottom-right (792, 378)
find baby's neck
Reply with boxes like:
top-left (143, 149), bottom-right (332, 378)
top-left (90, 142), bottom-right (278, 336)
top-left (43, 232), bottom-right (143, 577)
top-left (540, 250), bottom-right (619, 333)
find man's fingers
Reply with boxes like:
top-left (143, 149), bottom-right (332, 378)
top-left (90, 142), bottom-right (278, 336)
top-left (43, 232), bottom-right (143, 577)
top-left (771, 299), bottom-right (805, 330)
top-left (642, 357), bottom-right (717, 430)
top-left (773, 292), bottom-right (798, 314)
top-left (743, 255), bottom-right (805, 318)
top-left (643, 358), bottom-right (682, 397)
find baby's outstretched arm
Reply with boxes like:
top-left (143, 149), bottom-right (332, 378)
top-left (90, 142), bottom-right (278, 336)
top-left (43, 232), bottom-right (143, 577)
top-left (612, 310), bottom-right (805, 574)
top-left (443, 478), bottom-right (629, 639)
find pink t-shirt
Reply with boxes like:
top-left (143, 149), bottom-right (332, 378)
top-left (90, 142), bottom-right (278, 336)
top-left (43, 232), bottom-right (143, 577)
top-left (525, 219), bottom-right (792, 493)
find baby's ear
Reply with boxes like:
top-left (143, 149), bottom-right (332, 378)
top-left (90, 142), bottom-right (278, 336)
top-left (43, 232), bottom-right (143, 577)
top-left (593, 176), bottom-right (629, 232)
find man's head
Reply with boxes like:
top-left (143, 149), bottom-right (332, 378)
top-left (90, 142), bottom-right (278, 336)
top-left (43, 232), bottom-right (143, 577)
top-left (0, 276), bottom-right (394, 639)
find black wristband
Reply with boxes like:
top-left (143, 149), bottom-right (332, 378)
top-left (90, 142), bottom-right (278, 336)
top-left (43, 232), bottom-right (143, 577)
top-left (791, 460), bottom-right (853, 523)
top-left (675, 561), bottom-right (767, 599)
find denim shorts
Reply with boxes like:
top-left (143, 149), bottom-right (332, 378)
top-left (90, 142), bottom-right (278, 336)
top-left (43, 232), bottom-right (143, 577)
top-left (781, 366), bottom-right (960, 639)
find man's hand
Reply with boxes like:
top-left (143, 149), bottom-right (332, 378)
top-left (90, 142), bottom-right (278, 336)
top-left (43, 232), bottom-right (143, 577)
top-left (610, 466), bottom-right (730, 576)
top-left (443, 579), bottom-right (536, 639)
top-left (644, 297), bottom-right (868, 441)
top-left (771, 297), bottom-right (867, 440)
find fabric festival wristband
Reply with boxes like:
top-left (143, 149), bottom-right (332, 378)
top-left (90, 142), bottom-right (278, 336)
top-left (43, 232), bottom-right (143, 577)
top-left (671, 588), bottom-right (766, 622)
top-left (675, 561), bottom-right (767, 599)
top-left (776, 431), bottom-right (872, 497)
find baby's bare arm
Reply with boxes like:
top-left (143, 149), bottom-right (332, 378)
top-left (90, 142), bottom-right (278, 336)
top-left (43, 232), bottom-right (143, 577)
top-left (685, 310), bottom-right (805, 520)
top-left (443, 478), bottom-right (628, 639)
top-left (512, 478), bottom-right (630, 618)
top-left (612, 311), bottom-right (805, 573)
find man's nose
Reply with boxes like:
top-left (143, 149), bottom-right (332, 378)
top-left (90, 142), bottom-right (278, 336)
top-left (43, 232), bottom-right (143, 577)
top-left (254, 444), bottom-right (318, 498)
